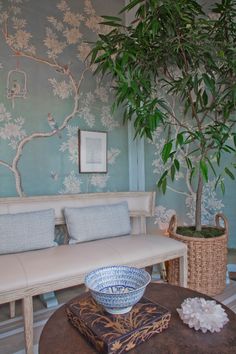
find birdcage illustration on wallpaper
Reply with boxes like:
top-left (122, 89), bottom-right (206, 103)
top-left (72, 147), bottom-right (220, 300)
top-left (7, 67), bottom-right (27, 108)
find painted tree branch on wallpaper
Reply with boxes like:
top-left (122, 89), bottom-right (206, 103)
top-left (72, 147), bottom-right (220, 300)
top-left (0, 0), bottom-right (121, 196)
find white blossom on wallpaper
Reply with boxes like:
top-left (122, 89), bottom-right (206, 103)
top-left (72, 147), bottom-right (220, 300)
top-left (59, 171), bottom-right (110, 194)
top-left (0, 104), bottom-right (26, 149)
top-left (48, 78), bottom-right (73, 99)
top-left (108, 148), bottom-right (120, 165)
top-left (101, 106), bottom-right (120, 131)
top-left (59, 125), bottom-right (78, 164)
top-left (59, 171), bottom-right (82, 194)
top-left (78, 92), bottom-right (96, 127)
top-left (83, 0), bottom-right (110, 34)
top-left (95, 79), bottom-right (109, 103)
top-left (0, 104), bottom-right (12, 122)
top-left (90, 174), bottom-right (110, 189)
top-left (0, 0), bottom-right (122, 196)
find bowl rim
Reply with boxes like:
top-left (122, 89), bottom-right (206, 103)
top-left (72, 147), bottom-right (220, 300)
top-left (85, 265), bottom-right (151, 295)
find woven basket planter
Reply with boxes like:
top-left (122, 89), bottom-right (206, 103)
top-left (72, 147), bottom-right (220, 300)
top-left (167, 213), bottom-right (228, 296)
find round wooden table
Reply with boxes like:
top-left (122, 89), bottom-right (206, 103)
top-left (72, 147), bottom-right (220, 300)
top-left (39, 283), bottom-right (236, 354)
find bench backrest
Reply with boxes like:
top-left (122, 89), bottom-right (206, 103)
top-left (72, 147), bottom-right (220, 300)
top-left (0, 191), bottom-right (156, 234)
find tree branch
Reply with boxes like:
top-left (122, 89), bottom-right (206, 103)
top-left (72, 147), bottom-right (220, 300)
top-left (0, 160), bottom-right (14, 172)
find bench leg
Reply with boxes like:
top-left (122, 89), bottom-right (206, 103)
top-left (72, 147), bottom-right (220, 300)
top-left (179, 252), bottom-right (188, 287)
top-left (22, 296), bottom-right (33, 354)
top-left (9, 301), bottom-right (16, 318)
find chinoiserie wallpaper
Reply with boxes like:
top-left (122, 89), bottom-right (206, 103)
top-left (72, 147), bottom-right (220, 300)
top-left (0, 0), bottom-right (128, 197)
top-left (0, 0), bottom-right (235, 248)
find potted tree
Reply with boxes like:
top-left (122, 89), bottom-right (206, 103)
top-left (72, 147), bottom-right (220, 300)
top-left (90, 0), bottom-right (236, 295)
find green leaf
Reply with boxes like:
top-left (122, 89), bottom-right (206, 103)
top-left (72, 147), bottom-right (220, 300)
top-left (169, 151), bottom-right (176, 160)
top-left (162, 178), bottom-right (167, 194)
top-left (224, 167), bottom-right (235, 180)
top-left (224, 145), bottom-right (236, 153)
top-left (120, 0), bottom-right (144, 13)
top-left (193, 74), bottom-right (199, 95)
top-left (162, 141), bottom-right (172, 163)
top-left (185, 157), bottom-right (192, 170)
top-left (101, 16), bottom-right (122, 22)
top-left (222, 146), bottom-right (233, 153)
top-left (171, 164), bottom-right (175, 181)
top-left (220, 180), bottom-right (225, 195)
top-left (157, 170), bottom-right (168, 188)
top-left (190, 167), bottom-right (196, 184)
top-left (100, 21), bottom-right (123, 27)
top-left (202, 90), bottom-right (208, 106)
top-left (216, 152), bottom-right (221, 166)
top-left (174, 159), bottom-right (180, 171)
top-left (176, 133), bottom-right (184, 147)
top-left (90, 47), bottom-right (99, 64)
top-left (215, 175), bottom-right (221, 189)
top-left (205, 157), bottom-right (216, 176)
top-left (200, 159), bottom-right (208, 182)
top-left (156, 99), bottom-right (171, 114)
top-left (202, 73), bottom-right (215, 94)
top-left (187, 147), bottom-right (200, 156)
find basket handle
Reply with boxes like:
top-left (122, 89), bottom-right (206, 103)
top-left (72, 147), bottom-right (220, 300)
top-left (168, 214), bottom-right (177, 234)
top-left (215, 213), bottom-right (229, 234)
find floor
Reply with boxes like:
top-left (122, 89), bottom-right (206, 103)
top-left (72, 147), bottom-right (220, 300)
top-left (0, 285), bottom-right (86, 354)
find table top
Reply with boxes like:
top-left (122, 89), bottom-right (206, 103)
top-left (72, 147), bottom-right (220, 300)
top-left (39, 283), bottom-right (236, 354)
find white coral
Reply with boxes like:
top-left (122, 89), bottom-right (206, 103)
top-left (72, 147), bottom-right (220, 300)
top-left (177, 297), bottom-right (229, 333)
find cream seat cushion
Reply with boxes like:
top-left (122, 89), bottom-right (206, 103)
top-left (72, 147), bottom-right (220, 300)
top-left (0, 254), bottom-right (28, 292)
top-left (0, 234), bottom-right (187, 293)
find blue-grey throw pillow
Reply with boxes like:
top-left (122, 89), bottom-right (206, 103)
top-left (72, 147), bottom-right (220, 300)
top-left (64, 202), bottom-right (131, 243)
top-left (0, 209), bottom-right (56, 254)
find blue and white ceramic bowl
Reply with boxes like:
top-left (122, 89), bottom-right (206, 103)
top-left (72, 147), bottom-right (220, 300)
top-left (85, 265), bottom-right (151, 314)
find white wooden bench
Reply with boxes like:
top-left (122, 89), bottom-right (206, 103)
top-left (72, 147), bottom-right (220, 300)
top-left (0, 191), bottom-right (187, 354)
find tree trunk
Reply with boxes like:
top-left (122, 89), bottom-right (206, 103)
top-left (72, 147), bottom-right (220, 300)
top-left (195, 173), bottom-right (203, 231)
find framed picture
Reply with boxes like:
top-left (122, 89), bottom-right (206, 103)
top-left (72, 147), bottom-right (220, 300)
top-left (79, 130), bottom-right (107, 173)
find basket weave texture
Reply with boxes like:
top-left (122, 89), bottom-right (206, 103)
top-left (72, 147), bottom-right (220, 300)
top-left (167, 213), bottom-right (228, 296)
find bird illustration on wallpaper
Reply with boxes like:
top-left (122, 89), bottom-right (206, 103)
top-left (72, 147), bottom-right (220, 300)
top-left (0, 0), bottom-right (121, 196)
top-left (10, 80), bottom-right (21, 96)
